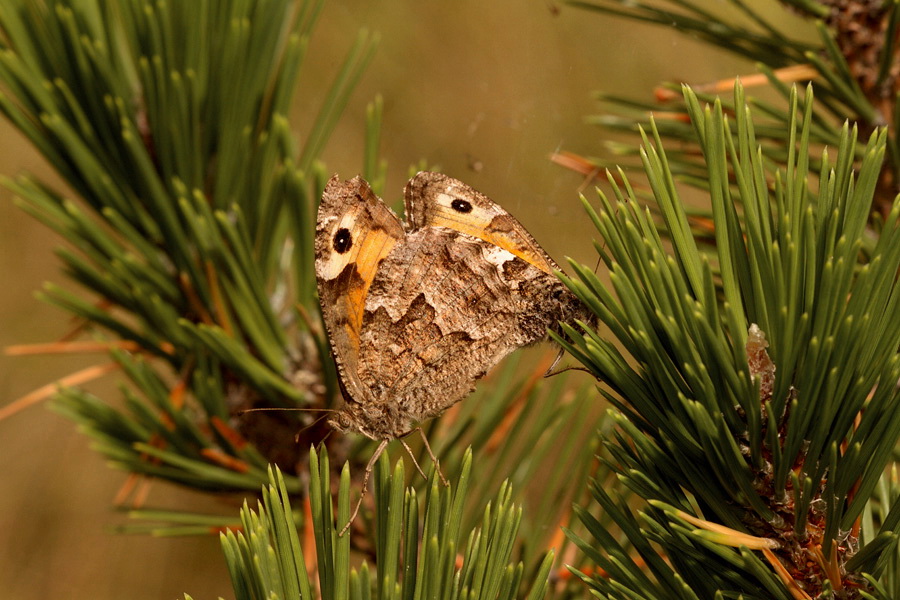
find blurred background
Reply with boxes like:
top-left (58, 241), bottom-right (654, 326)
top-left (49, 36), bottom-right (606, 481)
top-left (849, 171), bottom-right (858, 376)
top-left (0, 1), bottom-right (804, 598)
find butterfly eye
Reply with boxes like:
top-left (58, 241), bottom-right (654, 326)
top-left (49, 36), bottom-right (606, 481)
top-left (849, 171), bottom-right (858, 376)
top-left (333, 228), bottom-right (353, 253)
top-left (451, 199), bottom-right (473, 213)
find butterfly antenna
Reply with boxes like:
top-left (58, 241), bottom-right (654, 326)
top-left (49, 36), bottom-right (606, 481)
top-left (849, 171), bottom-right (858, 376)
top-left (293, 412), bottom-right (331, 443)
top-left (340, 439), bottom-right (388, 537)
top-left (238, 407), bottom-right (338, 415)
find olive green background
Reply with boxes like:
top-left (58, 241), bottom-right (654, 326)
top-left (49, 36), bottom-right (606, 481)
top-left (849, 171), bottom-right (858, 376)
top-left (0, 2), bottom-right (807, 598)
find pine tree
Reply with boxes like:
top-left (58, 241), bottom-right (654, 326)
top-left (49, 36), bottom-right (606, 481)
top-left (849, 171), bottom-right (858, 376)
top-left (2, 1), bottom-right (899, 599)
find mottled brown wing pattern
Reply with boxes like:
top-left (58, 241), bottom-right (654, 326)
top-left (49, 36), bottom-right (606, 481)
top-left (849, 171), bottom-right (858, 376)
top-left (316, 173), bottom-right (589, 441)
top-left (404, 171), bottom-right (559, 275)
top-left (314, 176), bottom-right (405, 404)
top-left (349, 228), bottom-right (564, 438)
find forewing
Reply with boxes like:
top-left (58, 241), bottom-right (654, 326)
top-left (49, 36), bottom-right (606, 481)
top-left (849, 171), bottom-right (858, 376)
top-left (315, 175), bottom-right (405, 400)
top-left (404, 171), bottom-right (559, 275)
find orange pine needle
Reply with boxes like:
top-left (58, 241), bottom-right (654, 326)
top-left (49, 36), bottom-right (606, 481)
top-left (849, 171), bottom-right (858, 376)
top-left (302, 496), bottom-right (320, 596)
top-left (439, 401), bottom-right (462, 429)
top-left (484, 356), bottom-right (551, 452)
top-left (295, 302), bottom-right (321, 336)
top-left (205, 259), bottom-right (233, 335)
top-left (762, 547), bottom-right (813, 600)
top-left (689, 215), bottom-right (716, 236)
top-left (157, 410), bottom-right (176, 430)
top-left (547, 514), bottom-right (569, 553)
top-left (145, 433), bottom-right (168, 455)
top-left (5, 340), bottom-right (141, 355)
top-left (210, 524), bottom-right (243, 535)
top-left (650, 111), bottom-right (693, 123)
top-left (655, 64), bottom-right (818, 103)
top-left (59, 299), bottom-right (114, 342)
top-left (131, 476), bottom-right (153, 508)
top-left (5, 339), bottom-right (175, 356)
top-left (179, 272), bottom-right (215, 325)
top-left (654, 87), bottom-right (680, 103)
top-left (484, 400), bottom-right (525, 453)
top-left (656, 504), bottom-right (780, 550)
top-left (812, 544), bottom-right (843, 591)
top-left (549, 151), bottom-right (603, 178)
top-left (111, 437), bottom-right (168, 508)
top-left (201, 448), bottom-right (250, 473)
top-left (554, 565), bottom-right (604, 582)
top-left (0, 361), bottom-right (120, 421)
top-left (168, 378), bottom-right (187, 410)
top-left (114, 472), bottom-right (143, 506)
top-left (549, 151), bottom-right (639, 194)
top-left (114, 467), bottom-right (156, 509)
top-left (211, 416), bottom-right (249, 450)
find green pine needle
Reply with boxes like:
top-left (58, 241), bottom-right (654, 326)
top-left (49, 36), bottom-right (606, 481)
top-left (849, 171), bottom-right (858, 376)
top-left (560, 80), bottom-right (900, 597)
top-left (568, 0), bottom-right (900, 221)
top-left (219, 449), bottom-right (554, 600)
top-left (0, 0), bottom-right (375, 499)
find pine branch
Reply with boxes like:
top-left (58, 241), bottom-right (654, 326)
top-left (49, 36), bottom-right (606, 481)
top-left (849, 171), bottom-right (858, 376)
top-left (561, 0), bottom-right (900, 216)
top-left (1, 3), bottom-right (600, 531)
top-left (557, 81), bottom-right (900, 598)
top-left (0, 0), bottom-right (378, 489)
top-left (213, 448), bottom-right (556, 600)
top-left (63, 355), bottom-right (599, 595)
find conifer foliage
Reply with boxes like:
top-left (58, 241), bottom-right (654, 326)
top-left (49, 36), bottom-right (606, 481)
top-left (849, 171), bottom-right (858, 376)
top-left (3, 1), bottom-right (900, 599)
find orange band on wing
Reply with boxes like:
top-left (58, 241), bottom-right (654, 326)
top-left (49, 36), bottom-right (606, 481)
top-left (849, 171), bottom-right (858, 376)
top-left (425, 210), bottom-right (554, 275)
top-left (343, 228), bottom-right (400, 348)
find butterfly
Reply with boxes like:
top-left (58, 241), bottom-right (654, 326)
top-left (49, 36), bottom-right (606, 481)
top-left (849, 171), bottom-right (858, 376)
top-left (314, 172), bottom-right (589, 531)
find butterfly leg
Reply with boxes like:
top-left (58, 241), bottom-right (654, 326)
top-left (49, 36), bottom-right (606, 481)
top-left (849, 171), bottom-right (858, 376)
top-left (417, 428), bottom-right (449, 486)
top-left (399, 437), bottom-right (429, 481)
top-left (340, 438), bottom-right (388, 537)
top-left (397, 428), bottom-right (449, 487)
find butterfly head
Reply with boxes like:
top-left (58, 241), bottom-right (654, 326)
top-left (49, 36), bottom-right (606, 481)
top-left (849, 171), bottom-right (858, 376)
top-left (326, 410), bottom-right (354, 434)
top-left (327, 402), bottom-right (411, 441)
top-left (547, 281), bottom-right (597, 337)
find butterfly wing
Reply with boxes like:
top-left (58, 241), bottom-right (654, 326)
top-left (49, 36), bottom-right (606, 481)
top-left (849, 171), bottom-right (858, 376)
top-left (354, 227), bottom-right (570, 437)
top-left (404, 171), bottom-right (559, 275)
top-left (404, 171), bottom-right (596, 379)
top-left (315, 175), bottom-right (405, 405)
top-left (317, 173), bottom-right (591, 441)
